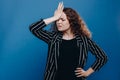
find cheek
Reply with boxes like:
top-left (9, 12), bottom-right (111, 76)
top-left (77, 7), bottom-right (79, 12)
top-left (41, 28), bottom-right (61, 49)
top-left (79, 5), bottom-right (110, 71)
top-left (64, 22), bottom-right (70, 27)
top-left (62, 24), bottom-right (70, 30)
top-left (65, 25), bottom-right (70, 29)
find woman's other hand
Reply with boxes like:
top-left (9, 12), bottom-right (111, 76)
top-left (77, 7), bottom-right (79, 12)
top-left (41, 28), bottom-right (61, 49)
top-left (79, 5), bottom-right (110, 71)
top-left (75, 67), bottom-right (94, 78)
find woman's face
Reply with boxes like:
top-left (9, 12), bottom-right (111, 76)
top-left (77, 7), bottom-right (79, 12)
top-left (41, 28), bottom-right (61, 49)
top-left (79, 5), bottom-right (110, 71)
top-left (56, 12), bottom-right (71, 32)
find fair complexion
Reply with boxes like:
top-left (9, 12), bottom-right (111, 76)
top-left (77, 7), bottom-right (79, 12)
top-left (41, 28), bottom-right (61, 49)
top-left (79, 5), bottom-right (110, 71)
top-left (56, 13), bottom-right (70, 32)
top-left (43, 2), bottom-right (64, 25)
top-left (56, 12), bottom-right (74, 40)
top-left (43, 2), bottom-right (94, 78)
top-left (75, 67), bottom-right (94, 77)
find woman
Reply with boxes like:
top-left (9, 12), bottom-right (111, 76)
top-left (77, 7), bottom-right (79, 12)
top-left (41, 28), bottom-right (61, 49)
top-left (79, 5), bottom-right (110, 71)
top-left (29, 2), bottom-right (108, 80)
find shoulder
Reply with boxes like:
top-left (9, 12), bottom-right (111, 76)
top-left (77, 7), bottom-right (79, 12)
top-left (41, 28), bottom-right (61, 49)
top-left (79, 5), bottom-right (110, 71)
top-left (79, 35), bottom-right (91, 41)
top-left (78, 35), bottom-right (95, 45)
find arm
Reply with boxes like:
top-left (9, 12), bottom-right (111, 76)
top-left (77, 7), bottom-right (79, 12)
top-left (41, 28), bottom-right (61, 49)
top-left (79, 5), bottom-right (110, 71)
top-left (75, 38), bottom-right (108, 77)
top-left (29, 2), bottom-right (64, 43)
top-left (88, 39), bottom-right (108, 71)
top-left (29, 19), bottom-right (53, 43)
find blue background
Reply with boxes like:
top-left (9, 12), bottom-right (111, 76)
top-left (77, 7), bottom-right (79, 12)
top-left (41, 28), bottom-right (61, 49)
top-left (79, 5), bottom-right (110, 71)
top-left (0, 0), bottom-right (120, 80)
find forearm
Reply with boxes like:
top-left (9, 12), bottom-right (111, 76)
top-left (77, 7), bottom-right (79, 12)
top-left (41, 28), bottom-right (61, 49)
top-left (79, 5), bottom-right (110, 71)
top-left (29, 19), bottom-right (46, 32)
top-left (86, 67), bottom-right (94, 76)
top-left (29, 19), bottom-right (52, 43)
top-left (88, 38), bottom-right (108, 71)
top-left (43, 16), bottom-right (58, 25)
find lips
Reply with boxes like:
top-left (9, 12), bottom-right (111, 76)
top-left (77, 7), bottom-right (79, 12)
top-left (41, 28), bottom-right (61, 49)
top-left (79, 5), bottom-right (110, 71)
top-left (57, 25), bottom-right (62, 28)
top-left (58, 26), bottom-right (62, 27)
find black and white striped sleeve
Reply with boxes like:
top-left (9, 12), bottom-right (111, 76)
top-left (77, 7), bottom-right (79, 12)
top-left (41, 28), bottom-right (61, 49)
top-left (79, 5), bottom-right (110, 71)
top-left (29, 19), bottom-right (53, 44)
top-left (88, 39), bottom-right (108, 71)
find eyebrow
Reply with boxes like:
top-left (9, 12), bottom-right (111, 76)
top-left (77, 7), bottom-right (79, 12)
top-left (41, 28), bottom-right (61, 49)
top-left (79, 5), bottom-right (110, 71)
top-left (60, 18), bottom-right (66, 20)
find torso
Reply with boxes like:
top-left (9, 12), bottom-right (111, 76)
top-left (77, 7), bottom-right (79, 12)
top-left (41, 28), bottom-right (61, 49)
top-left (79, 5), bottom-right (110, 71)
top-left (54, 38), bottom-right (82, 80)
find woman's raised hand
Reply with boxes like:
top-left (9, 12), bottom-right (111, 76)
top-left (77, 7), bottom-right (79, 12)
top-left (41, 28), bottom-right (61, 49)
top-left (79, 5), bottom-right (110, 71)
top-left (43, 2), bottom-right (64, 25)
top-left (54, 2), bottom-right (64, 20)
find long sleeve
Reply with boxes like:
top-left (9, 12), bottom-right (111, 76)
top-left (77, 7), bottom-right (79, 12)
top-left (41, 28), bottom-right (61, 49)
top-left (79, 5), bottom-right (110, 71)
top-left (29, 19), bottom-right (54, 44)
top-left (88, 39), bottom-right (108, 71)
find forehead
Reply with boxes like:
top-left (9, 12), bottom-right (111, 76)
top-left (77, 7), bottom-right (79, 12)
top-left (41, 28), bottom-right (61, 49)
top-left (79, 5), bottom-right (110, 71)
top-left (60, 12), bottom-right (67, 19)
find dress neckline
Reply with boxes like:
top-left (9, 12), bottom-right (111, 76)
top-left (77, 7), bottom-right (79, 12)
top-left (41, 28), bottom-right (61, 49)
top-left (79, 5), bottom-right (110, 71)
top-left (62, 38), bottom-right (76, 41)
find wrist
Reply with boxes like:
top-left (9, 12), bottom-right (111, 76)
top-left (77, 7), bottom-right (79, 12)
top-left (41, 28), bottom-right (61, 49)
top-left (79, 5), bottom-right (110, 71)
top-left (86, 68), bottom-right (94, 76)
top-left (52, 16), bottom-right (59, 21)
top-left (43, 16), bottom-right (57, 25)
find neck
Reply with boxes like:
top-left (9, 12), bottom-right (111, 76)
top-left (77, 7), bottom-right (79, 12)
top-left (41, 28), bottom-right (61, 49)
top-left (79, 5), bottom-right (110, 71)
top-left (62, 30), bottom-right (74, 40)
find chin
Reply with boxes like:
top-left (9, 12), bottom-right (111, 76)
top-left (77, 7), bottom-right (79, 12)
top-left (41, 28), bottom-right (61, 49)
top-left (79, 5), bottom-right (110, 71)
top-left (57, 29), bottom-right (63, 32)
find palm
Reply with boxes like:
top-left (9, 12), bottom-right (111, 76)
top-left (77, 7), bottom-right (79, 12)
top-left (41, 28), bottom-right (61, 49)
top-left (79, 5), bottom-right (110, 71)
top-left (54, 2), bottom-right (64, 20)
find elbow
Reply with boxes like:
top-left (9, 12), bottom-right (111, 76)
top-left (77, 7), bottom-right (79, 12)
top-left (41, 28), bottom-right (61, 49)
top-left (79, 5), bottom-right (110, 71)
top-left (29, 25), bottom-right (31, 31)
top-left (29, 24), bottom-right (34, 32)
top-left (101, 55), bottom-right (108, 65)
top-left (29, 23), bottom-right (36, 33)
top-left (104, 55), bottom-right (108, 64)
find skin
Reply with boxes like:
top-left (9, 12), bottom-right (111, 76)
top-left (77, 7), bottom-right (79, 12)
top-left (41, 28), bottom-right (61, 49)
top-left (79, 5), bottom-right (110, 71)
top-left (56, 12), bottom-right (70, 33)
top-left (56, 12), bottom-right (74, 40)
top-left (43, 2), bottom-right (94, 77)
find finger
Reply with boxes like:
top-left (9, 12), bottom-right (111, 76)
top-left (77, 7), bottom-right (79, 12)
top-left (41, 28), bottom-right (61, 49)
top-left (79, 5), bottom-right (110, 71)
top-left (76, 67), bottom-right (83, 70)
top-left (61, 2), bottom-right (64, 11)
top-left (76, 74), bottom-right (83, 77)
top-left (75, 70), bottom-right (83, 72)
top-left (60, 1), bottom-right (63, 9)
top-left (75, 72), bottom-right (81, 75)
top-left (75, 69), bottom-right (85, 76)
top-left (75, 73), bottom-right (83, 77)
top-left (60, 2), bottom-right (64, 10)
top-left (58, 2), bottom-right (62, 10)
top-left (75, 68), bottom-right (83, 72)
top-left (57, 2), bottom-right (61, 10)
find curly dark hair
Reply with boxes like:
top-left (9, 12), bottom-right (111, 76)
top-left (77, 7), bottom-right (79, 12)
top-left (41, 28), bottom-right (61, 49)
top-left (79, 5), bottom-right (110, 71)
top-left (51, 7), bottom-right (91, 38)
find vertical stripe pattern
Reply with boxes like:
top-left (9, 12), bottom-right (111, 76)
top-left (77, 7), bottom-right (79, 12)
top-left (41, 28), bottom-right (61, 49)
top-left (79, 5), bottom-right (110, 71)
top-left (29, 19), bottom-right (108, 80)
